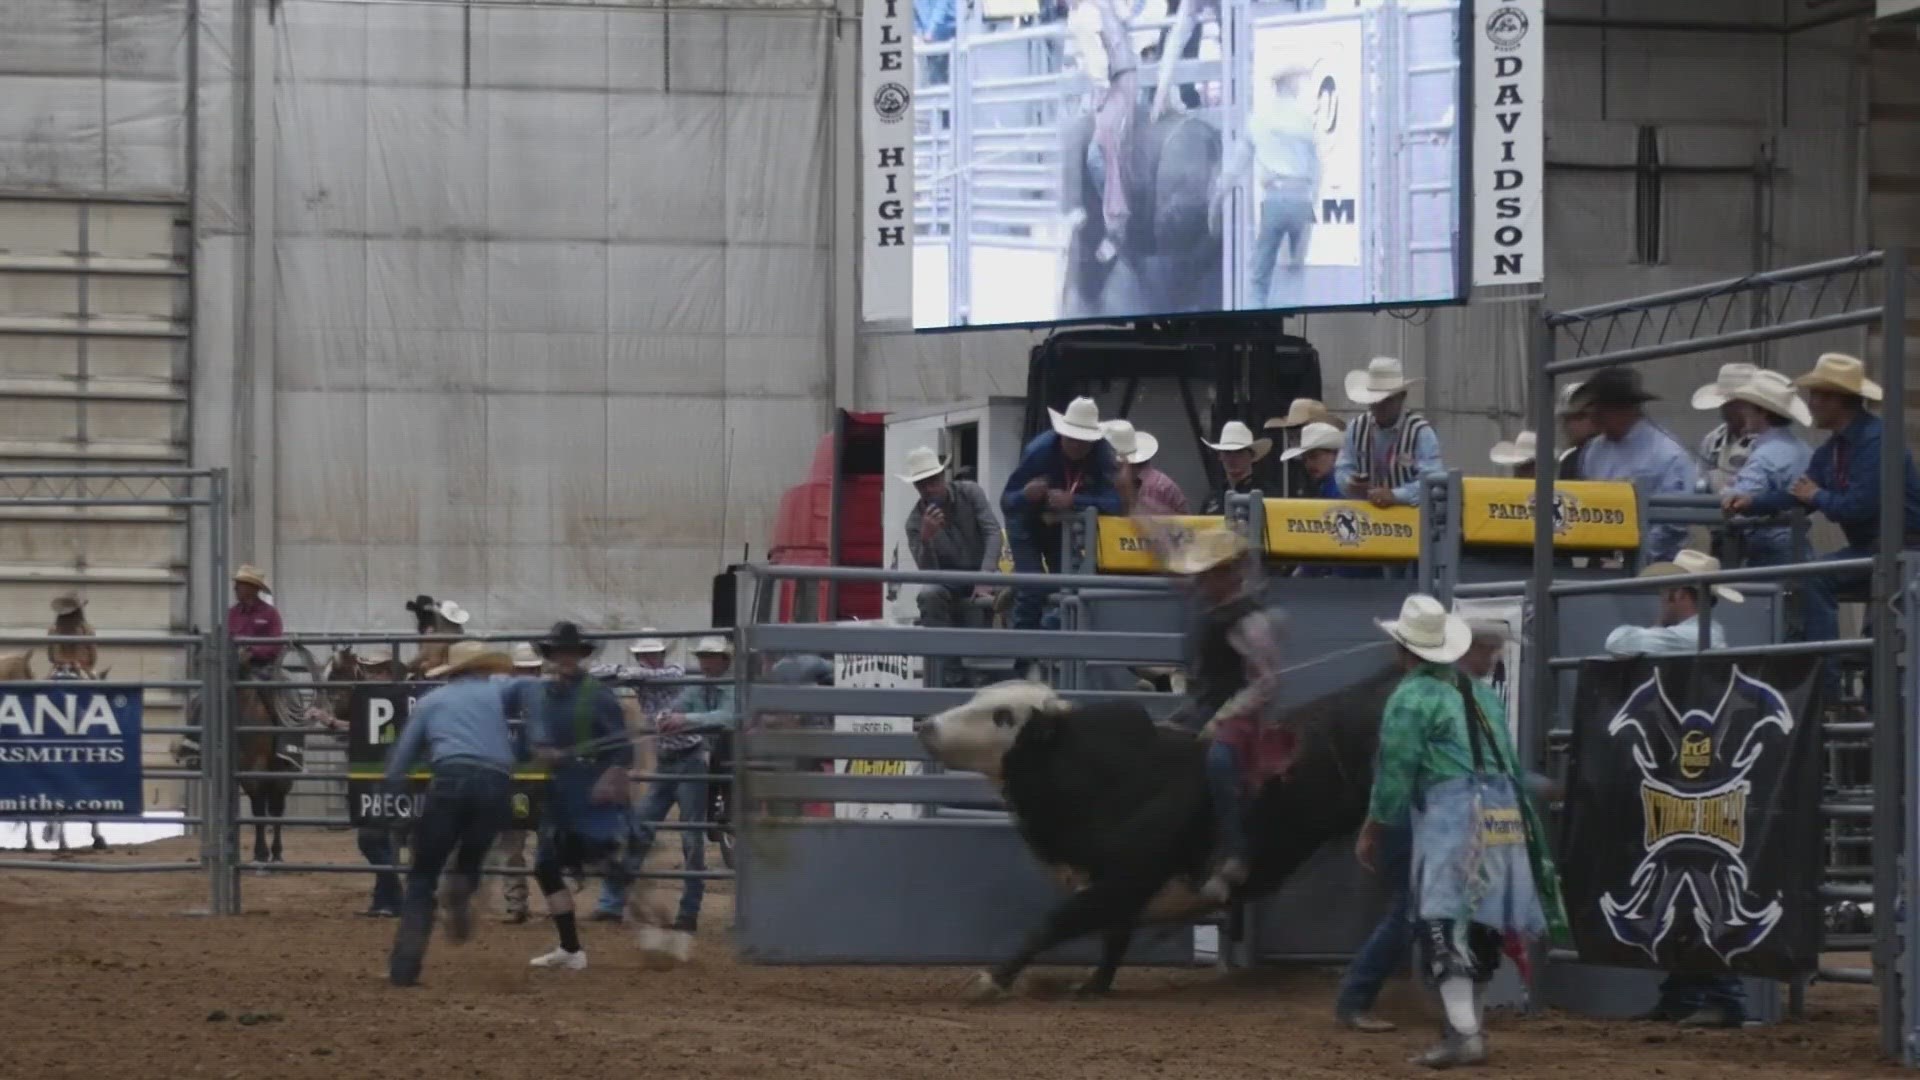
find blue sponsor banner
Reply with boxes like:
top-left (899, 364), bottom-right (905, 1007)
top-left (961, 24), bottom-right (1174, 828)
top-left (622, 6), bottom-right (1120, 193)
top-left (0, 687), bottom-right (144, 817)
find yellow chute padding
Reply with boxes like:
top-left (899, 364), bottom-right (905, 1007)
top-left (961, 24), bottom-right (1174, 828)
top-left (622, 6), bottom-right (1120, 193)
top-left (1459, 478), bottom-right (1641, 550)
top-left (1262, 499), bottom-right (1420, 562)
top-left (348, 769), bottom-right (551, 782)
top-left (1094, 515), bottom-right (1236, 573)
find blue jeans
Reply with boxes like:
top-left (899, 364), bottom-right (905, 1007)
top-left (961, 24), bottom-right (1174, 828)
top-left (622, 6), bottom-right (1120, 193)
top-left (1802, 543), bottom-right (1872, 647)
top-left (1006, 519), bottom-right (1061, 631)
top-left (389, 766), bottom-right (513, 985)
top-left (357, 826), bottom-right (402, 912)
top-left (596, 749), bottom-right (710, 925)
top-left (1205, 740), bottom-right (1245, 863)
top-left (1658, 973), bottom-right (1747, 1017)
top-left (1249, 191), bottom-right (1314, 308)
top-left (1335, 824), bottom-right (1414, 1015)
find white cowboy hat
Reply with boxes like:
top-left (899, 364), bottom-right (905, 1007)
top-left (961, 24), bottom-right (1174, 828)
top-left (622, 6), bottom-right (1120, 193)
top-left (1793, 352), bottom-right (1882, 402)
top-left (896, 446), bottom-right (947, 485)
top-left (629, 628), bottom-right (668, 655)
top-left (1640, 549), bottom-right (1744, 604)
top-left (436, 600), bottom-right (472, 626)
top-left (1557, 381), bottom-right (1586, 416)
top-left (1728, 369), bottom-right (1813, 427)
top-left (1048, 396), bottom-right (1106, 441)
top-left (1204, 420), bottom-right (1273, 462)
top-left (1165, 529), bottom-right (1249, 576)
top-left (510, 642), bottom-right (543, 669)
top-left (1278, 421), bottom-right (1343, 461)
top-left (1489, 430), bottom-right (1538, 466)
top-left (1690, 362), bottom-right (1757, 410)
top-left (49, 591), bottom-right (86, 616)
top-left (1100, 419), bottom-right (1161, 465)
top-left (1466, 617), bottom-right (1510, 643)
top-left (427, 640), bottom-right (514, 679)
top-left (234, 564), bottom-right (270, 590)
top-left (352, 643), bottom-right (395, 666)
top-left (691, 635), bottom-right (733, 656)
top-left (1344, 357), bottom-right (1421, 406)
top-left (1376, 593), bottom-right (1472, 663)
top-left (1265, 398), bottom-right (1342, 431)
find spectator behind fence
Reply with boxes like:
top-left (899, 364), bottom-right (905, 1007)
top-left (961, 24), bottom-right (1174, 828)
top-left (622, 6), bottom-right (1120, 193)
top-left (1489, 431), bottom-right (1537, 480)
top-left (594, 629), bottom-right (690, 921)
top-left (1570, 368), bottom-right (1696, 564)
top-left (899, 446), bottom-right (1003, 632)
top-left (1200, 420), bottom-right (1272, 515)
top-left (47, 591), bottom-right (97, 677)
top-left (1000, 397), bottom-right (1122, 630)
top-left (1691, 363), bottom-right (1759, 496)
top-left (1556, 381), bottom-right (1594, 480)
top-left (1714, 370), bottom-right (1813, 570)
top-left (1336, 357), bottom-right (1443, 509)
top-left (1103, 419), bottom-right (1188, 515)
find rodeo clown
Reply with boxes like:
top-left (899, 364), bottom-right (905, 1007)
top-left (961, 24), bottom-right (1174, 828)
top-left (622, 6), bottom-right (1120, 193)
top-left (1355, 595), bottom-right (1569, 1068)
top-left (1153, 527), bottom-right (1292, 905)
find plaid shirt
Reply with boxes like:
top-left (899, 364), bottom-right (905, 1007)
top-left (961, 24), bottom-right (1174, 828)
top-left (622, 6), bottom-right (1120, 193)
top-left (593, 661), bottom-right (697, 754)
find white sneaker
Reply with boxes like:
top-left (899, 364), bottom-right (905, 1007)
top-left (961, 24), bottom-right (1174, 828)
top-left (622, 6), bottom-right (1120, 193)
top-left (529, 947), bottom-right (587, 971)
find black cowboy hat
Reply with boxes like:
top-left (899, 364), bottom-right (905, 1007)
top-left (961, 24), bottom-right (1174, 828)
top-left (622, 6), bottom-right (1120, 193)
top-left (1571, 366), bottom-right (1658, 410)
top-left (536, 620), bottom-right (600, 658)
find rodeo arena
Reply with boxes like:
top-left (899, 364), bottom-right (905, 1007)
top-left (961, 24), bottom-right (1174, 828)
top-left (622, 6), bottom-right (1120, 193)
top-left (6, 1), bottom-right (1920, 1079)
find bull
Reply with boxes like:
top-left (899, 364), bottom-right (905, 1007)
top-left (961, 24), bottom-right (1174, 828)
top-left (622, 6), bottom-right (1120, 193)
top-left (915, 672), bottom-right (1401, 1000)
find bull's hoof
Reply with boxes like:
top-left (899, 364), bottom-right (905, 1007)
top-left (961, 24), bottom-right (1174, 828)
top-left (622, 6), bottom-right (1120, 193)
top-left (962, 971), bottom-right (1011, 1005)
top-left (1069, 980), bottom-right (1113, 1000)
top-left (635, 926), bottom-right (693, 969)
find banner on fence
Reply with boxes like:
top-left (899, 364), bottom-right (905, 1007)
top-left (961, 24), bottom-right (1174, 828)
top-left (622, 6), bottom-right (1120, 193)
top-left (1262, 498), bottom-right (1419, 562)
top-left (345, 686), bottom-right (546, 829)
top-left (833, 651), bottom-right (925, 820)
top-left (1561, 656), bottom-right (1823, 981)
top-left (1472, 0), bottom-right (1544, 287)
top-left (861, 0), bottom-right (914, 322)
top-left (0, 687), bottom-right (143, 817)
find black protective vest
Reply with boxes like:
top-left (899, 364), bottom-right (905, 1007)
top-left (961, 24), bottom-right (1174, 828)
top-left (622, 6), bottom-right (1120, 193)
top-left (1186, 593), bottom-right (1265, 723)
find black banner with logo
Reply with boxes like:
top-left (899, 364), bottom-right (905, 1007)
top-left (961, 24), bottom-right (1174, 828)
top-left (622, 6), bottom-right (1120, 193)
top-left (345, 685), bottom-right (544, 829)
top-left (1560, 656), bottom-right (1823, 981)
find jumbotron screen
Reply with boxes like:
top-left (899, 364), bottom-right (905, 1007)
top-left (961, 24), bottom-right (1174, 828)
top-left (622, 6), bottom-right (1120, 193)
top-left (910, 0), bottom-right (1464, 329)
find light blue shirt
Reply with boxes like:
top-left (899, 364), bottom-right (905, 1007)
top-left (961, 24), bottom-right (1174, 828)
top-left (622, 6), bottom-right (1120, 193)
top-left (1726, 425), bottom-right (1811, 546)
top-left (1604, 615), bottom-right (1726, 657)
top-left (1333, 418), bottom-right (1444, 507)
top-left (1578, 419), bottom-right (1697, 562)
top-left (383, 676), bottom-right (542, 784)
top-left (671, 682), bottom-right (739, 732)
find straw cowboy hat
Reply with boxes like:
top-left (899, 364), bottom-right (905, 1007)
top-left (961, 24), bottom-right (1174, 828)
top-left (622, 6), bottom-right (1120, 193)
top-left (1793, 352), bottom-right (1882, 402)
top-left (1101, 419), bottom-right (1161, 465)
top-left (353, 643), bottom-right (395, 666)
top-left (691, 635), bottom-right (733, 656)
top-left (896, 446), bottom-right (947, 485)
top-left (49, 591), bottom-right (86, 616)
top-left (1572, 367), bottom-right (1658, 410)
top-left (1166, 528), bottom-right (1249, 576)
top-left (1640, 548), bottom-right (1744, 604)
top-left (510, 642), bottom-right (543, 669)
top-left (1729, 369), bottom-right (1813, 427)
top-left (536, 620), bottom-right (599, 658)
top-left (1557, 381), bottom-right (1586, 416)
top-left (1204, 420), bottom-right (1272, 461)
top-left (1278, 421), bottom-right (1343, 461)
top-left (1048, 397), bottom-right (1106, 442)
top-left (428, 640), bottom-right (514, 679)
top-left (629, 628), bottom-right (668, 655)
top-left (436, 600), bottom-right (472, 627)
top-left (1376, 594), bottom-right (1472, 663)
top-left (1690, 362), bottom-right (1757, 410)
top-left (1265, 398), bottom-right (1342, 431)
top-left (1344, 357), bottom-right (1421, 406)
top-left (234, 564), bottom-right (270, 590)
top-left (1489, 430), bottom-right (1537, 467)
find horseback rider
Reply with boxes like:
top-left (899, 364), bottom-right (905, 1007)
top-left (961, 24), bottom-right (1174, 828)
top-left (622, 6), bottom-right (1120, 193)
top-left (228, 565), bottom-right (283, 678)
top-left (47, 592), bottom-right (98, 678)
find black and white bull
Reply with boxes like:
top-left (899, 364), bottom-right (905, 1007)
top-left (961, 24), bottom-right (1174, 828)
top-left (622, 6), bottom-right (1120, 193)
top-left (916, 673), bottom-right (1399, 1000)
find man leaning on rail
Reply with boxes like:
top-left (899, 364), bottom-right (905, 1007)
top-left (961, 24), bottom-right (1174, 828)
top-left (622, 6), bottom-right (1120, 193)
top-left (1568, 367), bottom-right (1697, 564)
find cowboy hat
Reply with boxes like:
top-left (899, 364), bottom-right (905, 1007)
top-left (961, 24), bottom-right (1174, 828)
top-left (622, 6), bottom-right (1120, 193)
top-left (1690, 362), bottom-right (1757, 410)
top-left (1728, 369), bottom-right (1813, 426)
top-left (510, 642), bottom-right (543, 669)
top-left (436, 600), bottom-right (472, 627)
top-left (1466, 617), bottom-right (1511, 643)
top-left (1344, 357), bottom-right (1421, 406)
top-left (234, 564), bottom-right (270, 590)
top-left (49, 591), bottom-right (86, 616)
top-left (691, 635), bottom-right (733, 656)
top-left (629, 628), bottom-right (668, 655)
top-left (1571, 367), bottom-right (1657, 410)
top-left (1278, 421), bottom-right (1343, 461)
top-left (896, 446), bottom-right (947, 485)
top-left (1376, 593), bottom-right (1472, 663)
top-left (351, 643), bottom-right (395, 666)
top-left (1640, 548), bottom-right (1743, 604)
top-left (1557, 381), bottom-right (1586, 416)
top-left (536, 620), bottom-right (600, 658)
top-left (1204, 420), bottom-right (1272, 462)
top-left (1101, 419), bottom-right (1161, 466)
top-left (1489, 430), bottom-right (1537, 466)
top-left (1793, 352), bottom-right (1882, 402)
top-left (1048, 397), bottom-right (1106, 442)
top-left (1165, 528), bottom-right (1249, 576)
top-left (1265, 398), bottom-right (1342, 431)
top-left (427, 640), bottom-right (514, 679)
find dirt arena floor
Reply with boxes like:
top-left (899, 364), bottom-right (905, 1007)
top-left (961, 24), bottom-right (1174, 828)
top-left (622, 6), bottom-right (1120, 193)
top-left (0, 831), bottom-right (1900, 1079)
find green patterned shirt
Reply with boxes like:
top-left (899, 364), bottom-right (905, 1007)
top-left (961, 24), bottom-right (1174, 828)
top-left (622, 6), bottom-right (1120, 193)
top-left (1366, 662), bottom-right (1519, 828)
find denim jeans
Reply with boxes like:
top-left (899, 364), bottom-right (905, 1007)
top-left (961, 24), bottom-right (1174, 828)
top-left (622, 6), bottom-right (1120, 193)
top-left (1335, 824), bottom-right (1414, 1015)
top-left (1802, 542), bottom-right (1873, 647)
top-left (1249, 191), bottom-right (1314, 309)
top-left (1205, 740), bottom-right (1246, 863)
top-left (1006, 519), bottom-right (1062, 631)
top-left (356, 826), bottom-right (402, 912)
top-left (389, 765), bottom-right (513, 985)
top-left (596, 749), bottom-right (711, 925)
